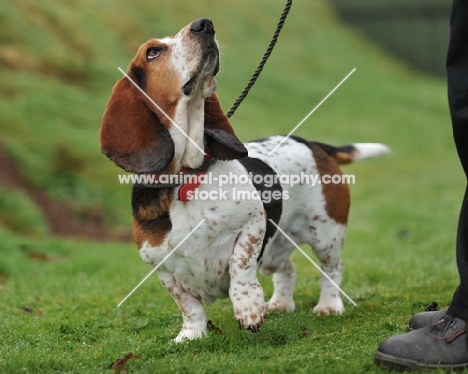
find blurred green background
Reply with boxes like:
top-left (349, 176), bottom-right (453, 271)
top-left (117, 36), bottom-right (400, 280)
top-left (0, 0), bottom-right (460, 240)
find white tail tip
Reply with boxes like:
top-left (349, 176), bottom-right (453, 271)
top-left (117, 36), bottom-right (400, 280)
top-left (352, 143), bottom-right (390, 160)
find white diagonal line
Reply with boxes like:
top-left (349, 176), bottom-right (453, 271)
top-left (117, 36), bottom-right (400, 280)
top-left (268, 68), bottom-right (356, 155)
top-left (269, 219), bottom-right (357, 307)
top-left (117, 219), bottom-right (206, 307)
top-left (118, 67), bottom-right (206, 156)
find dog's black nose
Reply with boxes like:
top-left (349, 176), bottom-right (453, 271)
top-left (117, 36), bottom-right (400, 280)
top-left (191, 18), bottom-right (214, 35)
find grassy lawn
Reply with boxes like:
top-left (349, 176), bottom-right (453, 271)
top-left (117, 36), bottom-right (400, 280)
top-left (0, 223), bottom-right (461, 374)
top-left (1, 0), bottom-right (467, 373)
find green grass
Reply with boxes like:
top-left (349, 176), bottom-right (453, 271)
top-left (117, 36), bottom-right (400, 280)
top-left (0, 230), bottom-right (460, 374)
top-left (1, 0), bottom-right (467, 372)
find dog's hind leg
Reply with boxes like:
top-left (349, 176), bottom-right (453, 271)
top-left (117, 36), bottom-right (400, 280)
top-left (260, 234), bottom-right (297, 313)
top-left (265, 256), bottom-right (296, 313)
top-left (307, 219), bottom-right (347, 316)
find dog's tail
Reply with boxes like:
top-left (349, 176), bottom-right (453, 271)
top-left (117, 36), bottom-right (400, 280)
top-left (317, 142), bottom-right (390, 165)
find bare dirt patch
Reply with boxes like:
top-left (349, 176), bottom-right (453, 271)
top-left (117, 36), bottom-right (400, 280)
top-left (0, 144), bottom-right (131, 242)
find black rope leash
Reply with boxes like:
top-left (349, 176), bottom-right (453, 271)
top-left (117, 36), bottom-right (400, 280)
top-left (226, 0), bottom-right (293, 118)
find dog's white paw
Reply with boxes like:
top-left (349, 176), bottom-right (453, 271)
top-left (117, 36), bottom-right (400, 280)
top-left (313, 297), bottom-right (344, 316)
top-left (266, 300), bottom-right (295, 313)
top-left (173, 326), bottom-right (207, 343)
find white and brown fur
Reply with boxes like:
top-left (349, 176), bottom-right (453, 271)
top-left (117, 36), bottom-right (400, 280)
top-left (100, 18), bottom-right (389, 342)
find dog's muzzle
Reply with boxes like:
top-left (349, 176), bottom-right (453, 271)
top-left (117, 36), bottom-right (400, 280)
top-left (182, 18), bottom-right (219, 96)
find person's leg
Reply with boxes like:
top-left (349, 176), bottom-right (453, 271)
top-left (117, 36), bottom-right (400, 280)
top-left (446, 0), bottom-right (468, 320)
top-left (375, 1), bottom-right (468, 370)
top-left (448, 187), bottom-right (468, 319)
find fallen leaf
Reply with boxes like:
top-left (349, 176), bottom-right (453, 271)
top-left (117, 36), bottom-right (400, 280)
top-left (21, 305), bottom-right (42, 315)
top-left (207, 320), bottom-right (224, 336)
top-left (108, 353), bottom-right (140, 373)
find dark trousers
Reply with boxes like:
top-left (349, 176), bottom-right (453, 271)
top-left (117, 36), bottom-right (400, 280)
top-left (447, 0), bottom-right (468, 320)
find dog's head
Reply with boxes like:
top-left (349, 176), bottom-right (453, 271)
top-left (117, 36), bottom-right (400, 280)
top-left (100, 18), bottom-right (247, 173)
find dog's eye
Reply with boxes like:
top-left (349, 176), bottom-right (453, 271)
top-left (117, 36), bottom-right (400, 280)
top-left (147, 47), bottom-right (163, 60)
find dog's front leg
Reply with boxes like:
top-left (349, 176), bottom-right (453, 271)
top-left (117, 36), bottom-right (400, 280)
top-left (229, 222), bottom-right (266, 333)
top-left (158, 272), bottom-right (208, 342)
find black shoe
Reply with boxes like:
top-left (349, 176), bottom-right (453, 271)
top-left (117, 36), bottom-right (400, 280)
top-left (407, 307), bottom-right (448, 331)
top-left (375, 316), bottom-right (468, 371)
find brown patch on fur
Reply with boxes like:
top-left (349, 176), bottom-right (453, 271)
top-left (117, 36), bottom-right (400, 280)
top-left (133, 217), bottom-right (170, 248)
top-left (311, 143), bottom-right (350, 225)
top-left (131, 40), bottom-right (182, 115)
top-left (135, 202), bottom-right (165, 222)
top-left (332, 152), bottom-right (354, 165)
top-left (133, 188), bottom-right (174, 220)
top-left (247, 233), bottom-right (261, 247)
top-left (132, 189), bottom-right (174, 248)
top-left (238, 257), bottom-right (249, 269)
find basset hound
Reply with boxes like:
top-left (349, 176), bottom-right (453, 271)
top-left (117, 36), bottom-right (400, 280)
top-left (100, 18), bottom-right (388, 342)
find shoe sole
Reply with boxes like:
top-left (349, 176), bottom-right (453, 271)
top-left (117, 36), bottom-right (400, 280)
top-left (375, 351), bottom-right (468, 371)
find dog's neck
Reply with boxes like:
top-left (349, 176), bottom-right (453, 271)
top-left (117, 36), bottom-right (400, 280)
top-left (169, 94), bottom-right (206, 171)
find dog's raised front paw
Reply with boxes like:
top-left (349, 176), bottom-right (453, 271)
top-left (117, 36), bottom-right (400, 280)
top-left (234, 303), bottom-right (266, 332)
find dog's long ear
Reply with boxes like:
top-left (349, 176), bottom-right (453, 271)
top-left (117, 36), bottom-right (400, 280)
top-left (204, 93), bottom-right (248, 160)
top-left (100, 71), bottom-right (174, 173)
